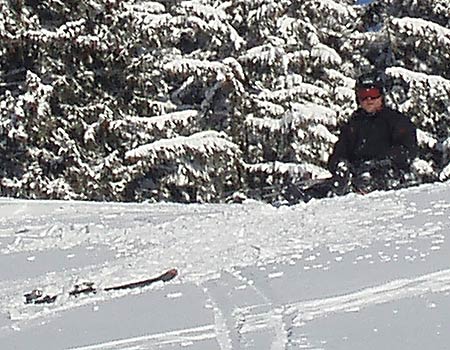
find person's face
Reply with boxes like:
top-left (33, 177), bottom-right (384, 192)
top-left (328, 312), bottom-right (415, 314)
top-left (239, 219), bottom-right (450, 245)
top-left (357, 87), bottom-right (383, 114)
top-left (359, 95), bottom-right (383, 113)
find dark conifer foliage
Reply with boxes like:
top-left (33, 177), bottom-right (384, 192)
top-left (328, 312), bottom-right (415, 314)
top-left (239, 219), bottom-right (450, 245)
top-left (0, 0), bottom-right (449, 202)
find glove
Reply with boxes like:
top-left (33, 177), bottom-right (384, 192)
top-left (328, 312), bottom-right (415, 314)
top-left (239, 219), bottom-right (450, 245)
top-left (334, 160), bottom-right (351, 178)
top-left (386, 146), bottom-right (410, 169)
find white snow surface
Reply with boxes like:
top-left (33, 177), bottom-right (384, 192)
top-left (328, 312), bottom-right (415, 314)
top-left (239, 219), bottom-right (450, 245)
top-left (1, 181), bottom-right (450, 349)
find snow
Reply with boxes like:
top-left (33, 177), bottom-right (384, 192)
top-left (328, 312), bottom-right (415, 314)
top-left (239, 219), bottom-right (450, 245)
top-left (386, 67), bottom-right (450, 90)
top-left (290, 102), bottom-right (337, 127)
top-left (258, 83), bottom-right (328, 102)
top-left (126, 110), bottom-right (199, 130)
top-left (239, 45), bottom-right (287, 67)
top-left (311, 44), bottom-right (343, 66)
top-left (245, 102), bottom-right (337, 135)
top-left (124, 130), bottom-right (239, 162)
top-left (244, 161), bottom-right (331, 180)
top-left (0, 181), bottom-right (450, 349)
top-left (441, 164), bottom-right (450, 181)
top-left (163, 59), bottom-right (232, 78)
top-left (310, 0), bottom-right (357, 20)
top-left (390, 17), bottom-right (450, 47)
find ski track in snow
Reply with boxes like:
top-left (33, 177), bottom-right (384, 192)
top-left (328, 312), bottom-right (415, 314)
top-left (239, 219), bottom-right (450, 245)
top-left (0, 182), bottom-right (449, 349)
top-left (68, 324), bottom-right (217, 350)
top-left (237, 268), bottom-right (450, 334)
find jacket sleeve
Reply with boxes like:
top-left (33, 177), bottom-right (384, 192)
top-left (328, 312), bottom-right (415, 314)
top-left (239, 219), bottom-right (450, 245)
top-left (327, 123), bottom-right (354, 174)
top-left (387, 111), bottom-right (418, 168)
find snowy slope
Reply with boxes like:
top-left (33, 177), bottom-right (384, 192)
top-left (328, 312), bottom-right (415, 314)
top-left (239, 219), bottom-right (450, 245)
top-left (0, 181), bottom-right (449, 349)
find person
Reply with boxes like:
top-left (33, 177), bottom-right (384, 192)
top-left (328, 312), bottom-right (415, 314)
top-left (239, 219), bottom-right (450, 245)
top-left (327, 70), bottom-right (418, 193)
top-left (281, 70), bottom-right (418, 205)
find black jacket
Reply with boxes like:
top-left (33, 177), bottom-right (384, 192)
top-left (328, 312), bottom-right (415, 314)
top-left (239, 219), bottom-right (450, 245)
top-left (328, 107), bottom-right (418, 173)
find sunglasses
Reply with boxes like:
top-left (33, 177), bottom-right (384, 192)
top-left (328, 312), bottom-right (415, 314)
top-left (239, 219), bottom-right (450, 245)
top-left (359, 95), bottom-right (382, 102)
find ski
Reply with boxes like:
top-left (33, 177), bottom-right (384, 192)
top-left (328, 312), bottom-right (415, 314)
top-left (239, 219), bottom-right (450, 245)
top-left (104, 268), bottom-right (178, 291)
top-left (24, 268), bottom-right (178, 305)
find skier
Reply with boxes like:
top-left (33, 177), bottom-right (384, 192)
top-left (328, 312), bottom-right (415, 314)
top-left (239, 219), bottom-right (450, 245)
top-left (282, 70), bottom-right (418, 204)
top-left (327, 70), bottom-right (418, 193)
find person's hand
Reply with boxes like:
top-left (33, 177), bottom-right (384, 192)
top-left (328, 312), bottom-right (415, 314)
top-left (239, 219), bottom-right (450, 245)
top-left (334, 160), bottom-right (351, 178)
top-left (387, 146), bottom-right (409, 169)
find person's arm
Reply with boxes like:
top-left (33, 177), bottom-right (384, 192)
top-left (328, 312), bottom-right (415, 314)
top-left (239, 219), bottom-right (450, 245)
top-left (388, 111), bottom-right (418, 167)
top-left (328, 123), bottom-right (354, 174)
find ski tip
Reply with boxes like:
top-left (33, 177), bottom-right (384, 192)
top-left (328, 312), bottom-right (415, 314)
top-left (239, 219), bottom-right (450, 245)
top-left (161, 268), bottom-right (178, 282)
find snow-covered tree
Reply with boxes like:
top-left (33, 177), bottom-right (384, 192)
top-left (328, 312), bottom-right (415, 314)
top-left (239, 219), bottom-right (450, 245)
top-left (359, 0), bottom-right (450, 180)
top-left (0, 0), bottom-right (448, 202)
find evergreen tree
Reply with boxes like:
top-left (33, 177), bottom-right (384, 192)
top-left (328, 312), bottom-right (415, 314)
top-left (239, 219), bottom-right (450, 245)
top-left (360, 0), bottom-right (450, 180)
top-left (0, 0), bottom-right (448, 202)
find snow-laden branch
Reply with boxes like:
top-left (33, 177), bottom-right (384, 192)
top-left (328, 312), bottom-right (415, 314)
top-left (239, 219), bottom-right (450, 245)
top-left (257, 84), bottom-right (328, 103)
top-left (390, 17), bottom-right (450, 48)
top-left (289, 103), bottom-right (337, 127)
top-left (302, 0), bottom-right (358, 24)
top-left (25, 19), bottom-right (88, 44)
top-left (175, 1), bottom-right (228, 22)
top-left (163, 58), bottom-right (244, 80)
top-left (277, 16), bottom-right (319, 46)
top-left (416, 129), bottom-right (438, 150)
top-left (126, 110), bottom-right (199, 131)
top-left (123, 1), bottom-right (166, 14)
top-left (324, 69), bottom-right (355, 89)
top-left (246, 102), bottom-right (336, 134)
top-left (308, 124), bottom-right (338, 143)
top-left (386, 67), bottom-right (450, 92)
top-left (311, 44), bottom-right (343, 66)
top-left (245, 161), bottom-right (330, 180)
top-left (125, 131), bottom-right (240, 162)
top-left (239, 44), bottom-right (288, 68)
top-left (313, 0), bottom-right (357, 18)
top-left (440, 164), bottom-right (450, 181)
top-left (134, 12), bottom-right (172, 28)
